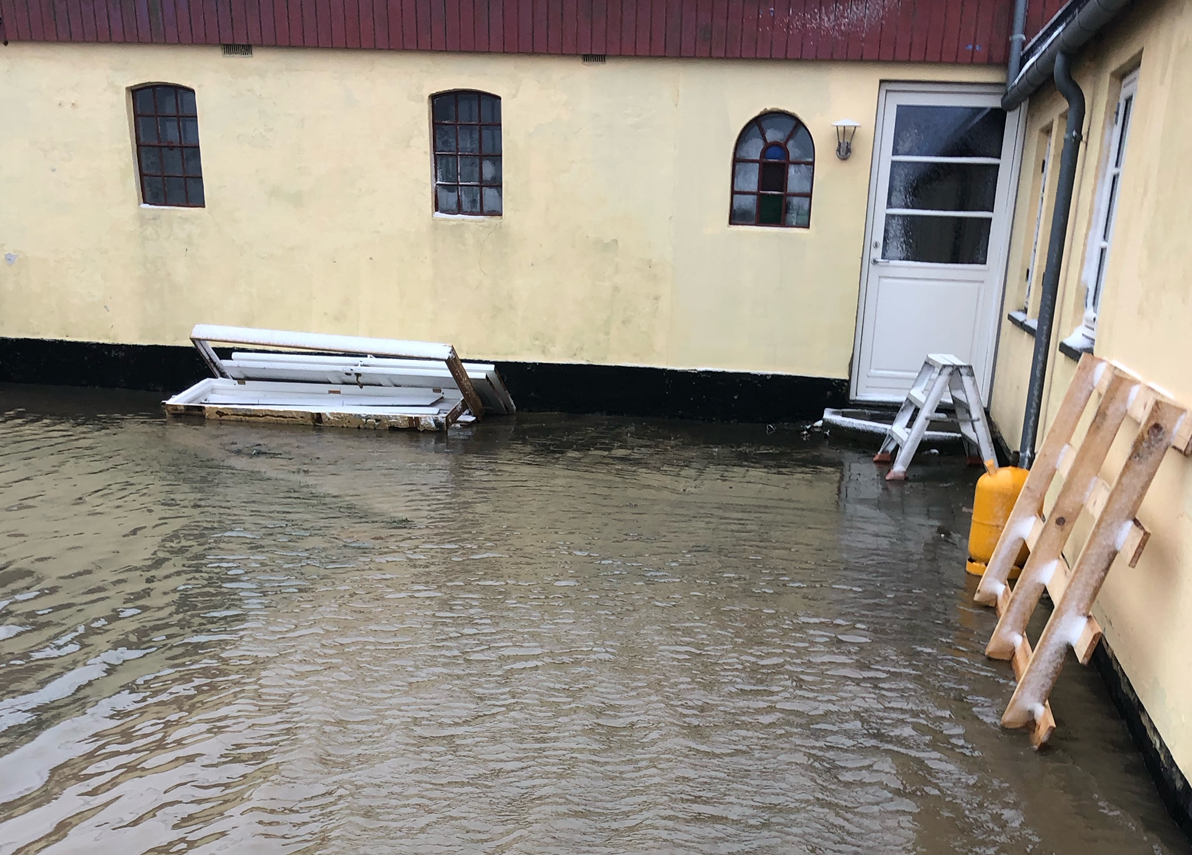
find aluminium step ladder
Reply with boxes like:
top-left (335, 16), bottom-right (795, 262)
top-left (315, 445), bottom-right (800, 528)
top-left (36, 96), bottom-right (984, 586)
top-left (874, 354), bottom-right (996, 481)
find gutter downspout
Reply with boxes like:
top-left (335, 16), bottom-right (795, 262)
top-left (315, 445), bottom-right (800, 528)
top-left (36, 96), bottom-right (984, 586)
top-left (1007, 0), bottom-right (1030, 83)
top-left (1018, 52), bottom-right (1084, 467)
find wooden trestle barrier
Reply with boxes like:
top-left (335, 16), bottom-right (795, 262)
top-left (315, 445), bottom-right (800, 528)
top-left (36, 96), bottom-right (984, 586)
top-left (973, 354), bottom-right (1192, 748)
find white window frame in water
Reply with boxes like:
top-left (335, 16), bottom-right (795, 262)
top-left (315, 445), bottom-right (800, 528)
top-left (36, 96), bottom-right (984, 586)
top-left (1079, 69), bottom-right (1139, 342)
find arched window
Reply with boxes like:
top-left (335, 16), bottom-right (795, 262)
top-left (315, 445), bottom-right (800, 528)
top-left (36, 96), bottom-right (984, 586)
top-left (730, 112), bottom-right (814, 228)
top-left (132, 84), bottom-right (204, 207)
top-left (431, 90), bottom-right (502, 216)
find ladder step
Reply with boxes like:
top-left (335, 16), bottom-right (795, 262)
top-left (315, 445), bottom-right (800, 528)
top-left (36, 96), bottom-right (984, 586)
top-left (891, 425), bottom-right (909, 445)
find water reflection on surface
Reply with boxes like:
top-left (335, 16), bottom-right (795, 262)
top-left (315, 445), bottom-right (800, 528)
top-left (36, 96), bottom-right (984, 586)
top-left (0, 384), bottom-right (1186, 854)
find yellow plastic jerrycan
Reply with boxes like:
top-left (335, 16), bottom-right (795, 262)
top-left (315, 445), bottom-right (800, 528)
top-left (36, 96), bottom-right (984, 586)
top-left (966, 461), bottom-right (1030, 578)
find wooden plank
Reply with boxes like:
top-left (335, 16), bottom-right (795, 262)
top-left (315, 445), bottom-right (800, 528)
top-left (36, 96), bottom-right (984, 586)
top-left (429, 0), bottom-right (445, 49)
top-left (752, 0), bottom-right (770, 58)
top-left (229, 0), bottom-right (247, 41)
top-left (421, 0), bottom-right (435, 48)
top-left (546, 0), bottom-right (560, 52)
top-left (445, 347), bottom-right (485, 417)
top-left (472, 0), bottom-right (487, 50)
top-left (343, 0), bottom-right (359, 45)
top-left (331, 0), bottom-right (348, 45)
top-left (400, 0), bottom-right (416, 47)
top-left (358, 0), bottom-right (374, 45)
top-left (621, 0), bottom-right (637, 55)
top-left (738, 0), bottom-right (756, 57)
top-left (663, 0), bottom-right (680, 56)
top-left (576, 0), bottom-right (590, 52)
top-left (724, 0), bottom-right (741, 56)
top-left (689, 0), bottom-right (707, 57)
top-left (562, 0), bottom-right (577, 52)
top-left (974, 356), bottom-right (1102, 606)
top-left (515, 0), bottom-right (530, 51)
top-left (458, 0), bottom-right (473, 50)
top-left (605, 0), bottom-right (620, 54)
top-left (487, 0), bottom-right (502, 49)
top-left (593, 0), bottom-right (607, 52)
top-left (528, 0), bottom-right (543, 50)
top-left (782, 0), bottom-right (803, 60)
top-left (1003, 400), bottom-right (1186, 733)
top-left (986, 373), bottom-right (1135, 660)
top-left (709, 0), bottom-right (726, 56)
top-left (1009, 634), bottom-right (1056, 747)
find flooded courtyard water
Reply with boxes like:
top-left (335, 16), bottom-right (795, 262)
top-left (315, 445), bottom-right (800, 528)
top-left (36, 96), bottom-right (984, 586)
top-left (0, 383), bottom-right (1187, 854)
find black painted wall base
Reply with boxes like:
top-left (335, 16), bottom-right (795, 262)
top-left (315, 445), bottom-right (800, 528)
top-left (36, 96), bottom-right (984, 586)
top-left (1092, 640), bottom-right (1192, 841)
top-left (0, 336), bottom-right (848, 424)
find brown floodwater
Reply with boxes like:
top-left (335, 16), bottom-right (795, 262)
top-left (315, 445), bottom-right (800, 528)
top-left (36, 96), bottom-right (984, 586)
top-left (0, 383), bottom-right (1187, 854)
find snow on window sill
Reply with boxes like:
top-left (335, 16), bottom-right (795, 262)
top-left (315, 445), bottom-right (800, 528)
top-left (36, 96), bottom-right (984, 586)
top-left (1007, 310), bottom-right (1038, 336)
top-left (1059, 326), bottom-right (1096, 361)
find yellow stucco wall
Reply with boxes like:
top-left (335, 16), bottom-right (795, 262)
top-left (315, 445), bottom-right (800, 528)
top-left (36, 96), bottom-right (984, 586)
top-left (990, 0), bottom-right (1192, 777)
top-left (0, 44), bottom-right (1000, 376)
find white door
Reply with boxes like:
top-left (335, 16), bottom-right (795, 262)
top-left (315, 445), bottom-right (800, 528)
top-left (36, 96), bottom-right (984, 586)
top-left (852, 85), bottom-right (1023, 404)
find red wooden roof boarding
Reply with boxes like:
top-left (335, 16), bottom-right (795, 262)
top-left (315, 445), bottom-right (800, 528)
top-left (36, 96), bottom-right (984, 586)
top-left (0, 0), bottom-right (1052, 65)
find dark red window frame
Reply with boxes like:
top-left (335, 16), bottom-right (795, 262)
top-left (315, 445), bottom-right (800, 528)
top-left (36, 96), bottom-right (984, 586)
top-left (431, 90), bottom-right (503, 217)
top-left (132, 84), bottom-right (205, 208)
top-left (729, 112), bottom-right (815, 229)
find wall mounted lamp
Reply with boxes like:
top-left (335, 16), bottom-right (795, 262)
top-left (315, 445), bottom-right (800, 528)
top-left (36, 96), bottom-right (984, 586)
top-left (833, 119), bottom-right (860, 160)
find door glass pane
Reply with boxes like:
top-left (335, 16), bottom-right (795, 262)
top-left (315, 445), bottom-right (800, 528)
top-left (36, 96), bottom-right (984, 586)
top-left (892, 106), bottom-right (1006, 158)
top-left (882, 214), bottom-right (992, 264)
top-left (887, 162), bottom-right (999, 211)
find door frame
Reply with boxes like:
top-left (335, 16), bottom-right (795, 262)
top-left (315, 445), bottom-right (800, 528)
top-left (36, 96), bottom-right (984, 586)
top-left (849, 81), bottom-right (1026, 405)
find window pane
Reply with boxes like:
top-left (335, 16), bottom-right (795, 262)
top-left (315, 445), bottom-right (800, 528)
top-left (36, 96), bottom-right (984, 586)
top-left (480, 95), bottom-right (501, 123)
top-left (735, 123), bottom-right (764, 160)
top-left (458, 126), bottom-right (480, 154)
top-left (187, 178), bottom-right (205, 206)
top-left (788, 125), bottom-right (814, 161)
top-left (165, 177), bottom-right (187, 205)
top-left (159, 118), bottom-right (181, 144)
top-left (436, 155), bottom-right (458, 183)
top-left (1115, 95), bottom-right (1133, 168)
top-left (143, 176), bottom-right (165, 205)
top-left (784, 196), bottom-right (811, 227)
top-left (460, 185), bottom-right (481, 214)
top-left (183, 148), bottom-right (203, 176)
top-left (887, 161), bottom-right (999, 211)
top-left (137, 117), bottom-right (158, 143)
top-left (787, 164), bottom-right (813, 194)
top-left (436, 185), bottom-right (459, 213)
top-left (733, 161), bottom-right (758, 191)
top-left (759, 162), bottom-right (785, 193)
top-left (156, 86), bottom-right (178, 115)
top-left (434, 125), bottom-right (456, 152)
top-left (179, 89), bottom-right (197, 116)
top-left (1093, 247), bottom-right (1108, 307)
top-left (458, 156), bottom-right (480, 184)
top-left (134, 88), bottom-right (156, 114)
top-left (882, 214), bottom-right (992, 264)
top-left (481, 126), bottom-right (502, 155)
top-left (139, 146), bottom-right (162, 175)
top-left (163, 147), bottom-right (184, 175)
top-left (180, 118), bottom-right (199, 145)
top-left (481, 156), bottom-right (502, 185)
top-left (432, 94), bottom-right (456, 122)
top-left (1102, 173), bottom-right (1120, 240)
top-left (458, 93), bottom-right (480, 123)
top-left (758, 194), bottom-right (783, 225)
top-left (482, 186), bottom-right (502, 214)
top-left (892, 105), bottom-right (1006, 158)
top-left (730, 193), bottom-right (756, 224)
top-left (758, 112), bottom-right (797, 143)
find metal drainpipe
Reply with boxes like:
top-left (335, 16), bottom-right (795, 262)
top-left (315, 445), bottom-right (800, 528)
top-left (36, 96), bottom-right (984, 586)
top-left (1019, 52), bottom-right (1085, 467)
top-left (1007, 0), bottom-right (1030, 82)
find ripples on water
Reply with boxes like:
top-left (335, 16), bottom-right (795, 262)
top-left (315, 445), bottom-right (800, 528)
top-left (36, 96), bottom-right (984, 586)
top-left (0, 384), bottom-right (1185, 854)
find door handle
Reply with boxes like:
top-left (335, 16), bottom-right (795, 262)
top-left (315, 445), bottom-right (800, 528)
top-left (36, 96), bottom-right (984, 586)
top-left (871, 257), bottom-right (888, 264)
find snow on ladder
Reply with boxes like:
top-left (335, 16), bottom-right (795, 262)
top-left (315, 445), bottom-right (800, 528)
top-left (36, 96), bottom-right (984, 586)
top-left (873, 354), bottom-right (996, 481)
top-left (973, 354), bottom-right (1192, 747)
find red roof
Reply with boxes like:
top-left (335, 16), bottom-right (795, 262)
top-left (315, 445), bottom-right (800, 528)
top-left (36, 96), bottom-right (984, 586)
top-left (0, 0), bottom-right (1032, 64)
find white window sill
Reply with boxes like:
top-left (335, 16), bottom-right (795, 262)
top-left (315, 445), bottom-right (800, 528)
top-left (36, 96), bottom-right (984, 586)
top-left (1007, 310), bottom-right (1038, 336)
top-left (1059, 326), bottom-right (1096, 361)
